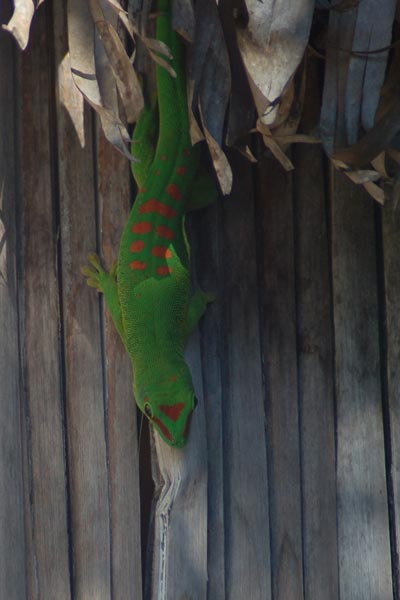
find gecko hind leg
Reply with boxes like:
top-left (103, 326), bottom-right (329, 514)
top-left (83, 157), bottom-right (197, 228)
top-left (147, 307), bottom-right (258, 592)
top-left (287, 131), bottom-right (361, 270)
top-left (81, 253), bottom-right (125, 342)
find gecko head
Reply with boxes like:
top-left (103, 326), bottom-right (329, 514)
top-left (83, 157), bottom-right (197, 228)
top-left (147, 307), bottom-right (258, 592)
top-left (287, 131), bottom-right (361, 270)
top-left (138, 373), bottom-right (197, 448)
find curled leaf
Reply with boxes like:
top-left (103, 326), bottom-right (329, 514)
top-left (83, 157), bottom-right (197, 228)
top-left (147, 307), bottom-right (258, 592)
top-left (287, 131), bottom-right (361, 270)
top-left (3, 0), bottom-right (35, 50)
top-left (199, 102), bottom-right (232, 195)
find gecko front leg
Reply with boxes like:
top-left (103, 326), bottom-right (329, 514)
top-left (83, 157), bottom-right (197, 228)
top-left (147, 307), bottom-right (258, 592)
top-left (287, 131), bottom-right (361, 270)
top-left (81, 253), bottom-right (125, 342)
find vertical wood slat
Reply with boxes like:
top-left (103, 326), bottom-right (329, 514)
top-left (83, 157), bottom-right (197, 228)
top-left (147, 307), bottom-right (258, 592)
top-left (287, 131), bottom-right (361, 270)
top-left (257, 156), bottom-right (303, 600)
top-left (381, 197), bottom-right (400, 596)
top-left (53, 3), bottom-right (111, 598)
top-left (19, 5), bottom-right (71, 598)
top-left (97, 129), bottom-right (143, 600)
top-left (293, 145), bottom-right (339, 599)
top-left (0, 23), bottom-right (26, 600)
top-left (222, 154), bottom-right (271, 600)
top-left (330, 170), bottom-right (392, 599)
top-left (192, 193), bottom-right (226, 599)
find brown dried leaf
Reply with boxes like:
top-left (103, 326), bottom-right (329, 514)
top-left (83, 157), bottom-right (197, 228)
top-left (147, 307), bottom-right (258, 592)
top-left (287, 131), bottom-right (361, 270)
top-left (3, 0), bottom-right (35, 50)
top-left (363, 181), bottom-right (385, 204)
top-left (95, 20), bottom-right (144, 122)
top-left (332, 97), bottom-right (400, 166)
top-left (199, 103), bottom-right (232, 195)
top-left (68, 0), bottom-right (134, 159)
top-left (257, 120), bottom-right (294, 170)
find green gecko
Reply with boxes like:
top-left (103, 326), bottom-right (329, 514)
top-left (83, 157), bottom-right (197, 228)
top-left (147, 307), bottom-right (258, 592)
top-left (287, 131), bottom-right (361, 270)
top-left (82, 0), bottom-right (215, 447)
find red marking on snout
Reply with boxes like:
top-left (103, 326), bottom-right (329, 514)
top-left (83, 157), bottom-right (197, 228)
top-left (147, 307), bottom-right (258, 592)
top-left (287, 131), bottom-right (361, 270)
top-left (166, 183), bottom-right (182, 201)
top-left (132, 222), bottom-right (152, 234)
top-left (140, 199), bottom-right (177, 219)
top-left (152, 417), bottom-right (174, 442)
top-left (159, 403), bottom-right (185, 422)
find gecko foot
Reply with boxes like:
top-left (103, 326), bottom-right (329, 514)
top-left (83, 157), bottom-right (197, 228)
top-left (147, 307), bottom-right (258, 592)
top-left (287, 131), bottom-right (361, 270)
top-left (81, 253), bottom-right (117, 293)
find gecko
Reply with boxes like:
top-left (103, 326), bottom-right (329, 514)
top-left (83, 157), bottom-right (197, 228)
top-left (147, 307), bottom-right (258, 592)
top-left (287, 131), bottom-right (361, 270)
top-left (82, 0), bottom-right (215, 447)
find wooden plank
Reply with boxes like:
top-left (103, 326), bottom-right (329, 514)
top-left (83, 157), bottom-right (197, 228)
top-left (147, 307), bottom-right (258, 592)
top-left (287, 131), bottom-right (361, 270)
top-left (191, 190), bottom-right (226, 598)
top-left (381, 196), bottom-right (400, 596)
top-left (293, 144), bottom-right (339, 599)
top-left (330, 169), bottom-right (392, 599)
top-left (149, 329), bottom-right (208, 599)
top-left (19, 5), bottom-right (71, 597)
top-left (222, 153), bottom-right (270, 600)
top-left (53, 3), bottom-right (111, 598)
top-left (256, 156), bottom-right (303, 600)
top-left (0, 21), bottom-right (26, 600)
top-left (96, 128), bottom-right (143, 600)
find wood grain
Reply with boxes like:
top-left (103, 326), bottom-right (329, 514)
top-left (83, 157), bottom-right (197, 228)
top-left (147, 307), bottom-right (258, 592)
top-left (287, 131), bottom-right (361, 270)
top-left (97, 128), bottom-right (143, 600)
top-left (330, 168), bottom-right (392, 599)
top-left (19, 5), bottom-right (71, 597)
top-left (0, 19), bottom-right (26, 600)
top-left (222, 153), bottom-right (271, 600)
top-left (191, 187), bottom-right (226, 598)
top-left (294, 144), bottom-right (339, 599)
top-left (381, 195), bottom-right (400, 597)
top-left (257, 155), bottom-right (303, 600)
top-left (53, 3), bottom-right (111, 598)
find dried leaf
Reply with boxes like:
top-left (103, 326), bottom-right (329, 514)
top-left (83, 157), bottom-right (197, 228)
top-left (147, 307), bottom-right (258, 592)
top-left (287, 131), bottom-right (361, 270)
top-left (94, 20), bottom-right (144, 122)
top-left (199, 103), bottom-right (232, 195)
top-left (172, 0), bottom-right (195, 42)
top-left (236, 0), bottom-right (314, 127)
top-left (3, 0), bottom-right (35, 50)
top-left (363, 181), bottom-right (385, 204)
top-left (190, 0), bottom-right (231, 146)
top-left (68, 0), bottom-right (134, 159)
top-left (59, 52), bottom-right (85, 147)
top-left (332, 97), bottom-right (400, 166)
top-left (257, 120), bottom-right (294, 170)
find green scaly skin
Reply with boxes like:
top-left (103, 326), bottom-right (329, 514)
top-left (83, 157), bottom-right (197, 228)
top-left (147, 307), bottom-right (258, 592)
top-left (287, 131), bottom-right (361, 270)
top-left (82, 0), bottom-right (215, 447)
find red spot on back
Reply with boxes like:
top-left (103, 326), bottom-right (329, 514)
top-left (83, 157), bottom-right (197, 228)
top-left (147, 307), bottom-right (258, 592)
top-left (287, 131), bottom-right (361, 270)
top-left (132, 222), bottom-right (152, 234)
top-left (183, 149), bottom-right (191, 156)
top-left (152, 416), bottom-right (174, 442)
top-left (130, 240), bottom-right (145, 252)
top-left (169, 375), bottom-right (177, 382)
top-left (130, 260), bottom-right (146, 270)
top-left (176, 166), bottom-right (187, 176)
top-left (138, 186), bottom-right (147, 193)
top-left (155, 169), bottom-right (161, 176)
top-left (159, 403), bottom-right (185, 422)
top-left (157, 266), bottom-right (172, 276)
top-left (166, 183), bottom-right (182, 201)
top-left (157, 225), bottom-right (175, 240)
top-left (152, 245), bottom-right (172, 258)
top-left (160, 155), bottom-right (167, 161)
top-left (139, 199), bottom-right (177, 219)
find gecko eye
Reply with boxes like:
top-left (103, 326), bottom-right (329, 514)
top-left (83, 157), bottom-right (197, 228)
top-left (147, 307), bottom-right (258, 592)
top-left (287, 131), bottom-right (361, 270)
top-left (144, 403), bottom-right (153, 418)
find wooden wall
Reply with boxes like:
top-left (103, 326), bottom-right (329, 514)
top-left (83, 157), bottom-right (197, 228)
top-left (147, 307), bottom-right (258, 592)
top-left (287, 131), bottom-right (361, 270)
top-left (1, 3), bottom-right (400, 599)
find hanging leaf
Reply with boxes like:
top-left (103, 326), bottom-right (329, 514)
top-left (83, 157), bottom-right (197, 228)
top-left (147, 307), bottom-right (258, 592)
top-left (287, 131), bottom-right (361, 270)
top-left (3, 0), bottom-right (35, 50)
